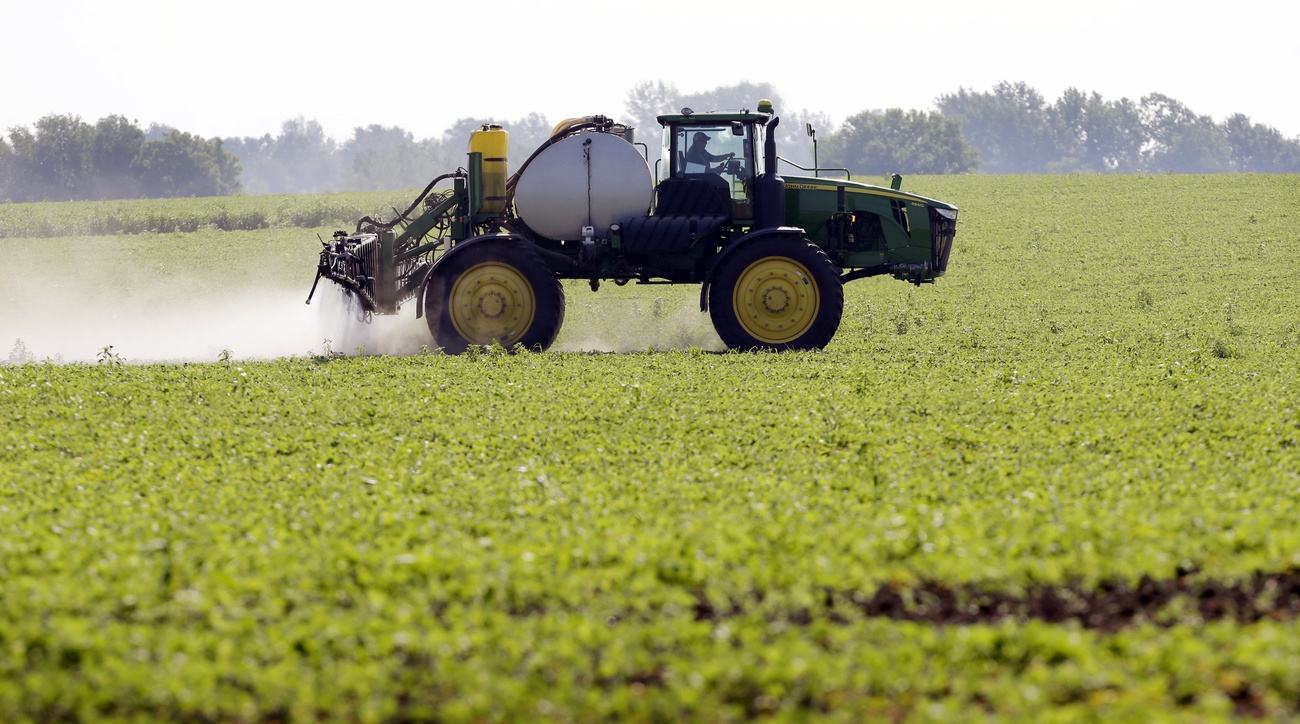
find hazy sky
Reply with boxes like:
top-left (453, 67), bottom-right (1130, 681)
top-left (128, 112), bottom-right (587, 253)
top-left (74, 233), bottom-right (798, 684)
top-left (6, 0), bottom-right (1298, 142)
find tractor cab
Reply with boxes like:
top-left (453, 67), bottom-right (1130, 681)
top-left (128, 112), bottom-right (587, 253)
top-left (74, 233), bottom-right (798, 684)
top-left (656, 108), bottom-right (771, 224)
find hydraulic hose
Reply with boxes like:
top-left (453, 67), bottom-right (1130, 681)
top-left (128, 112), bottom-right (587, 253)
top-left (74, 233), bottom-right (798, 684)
top-left (355, 171), bottom-right (462, 232)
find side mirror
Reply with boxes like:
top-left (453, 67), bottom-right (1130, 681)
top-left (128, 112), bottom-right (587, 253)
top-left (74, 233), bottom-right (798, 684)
top-left (731, 121), bottom-right (744, 136)
top-left (806, 123), bottom-right (815, 139)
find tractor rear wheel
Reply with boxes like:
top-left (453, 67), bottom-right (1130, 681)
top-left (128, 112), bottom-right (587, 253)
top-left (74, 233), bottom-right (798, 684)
top-left (708, 237), bottom-right (843, 351)
top-left (425, 240), bottom-right (565, 353)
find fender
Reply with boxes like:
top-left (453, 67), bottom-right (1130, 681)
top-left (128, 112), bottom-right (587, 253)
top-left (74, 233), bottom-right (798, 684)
top-left (415, 232), bottom-right (526, 319)
top-left (698, 226), bottom-right (808, 312)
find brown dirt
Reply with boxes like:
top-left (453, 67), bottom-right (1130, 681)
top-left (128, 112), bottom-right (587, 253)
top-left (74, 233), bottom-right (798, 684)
top-left (690, 569), bottom-right (1300, 633)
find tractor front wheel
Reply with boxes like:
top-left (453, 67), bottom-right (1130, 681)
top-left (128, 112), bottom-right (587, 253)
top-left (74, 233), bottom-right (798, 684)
top-left (708, 237), bottom-right (843, 351)
top-left (425, 240), bottom-right (565, 353)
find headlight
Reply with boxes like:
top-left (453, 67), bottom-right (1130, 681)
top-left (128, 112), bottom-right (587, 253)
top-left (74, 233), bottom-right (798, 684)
top-left (934, 207), bottom-right (958, 220)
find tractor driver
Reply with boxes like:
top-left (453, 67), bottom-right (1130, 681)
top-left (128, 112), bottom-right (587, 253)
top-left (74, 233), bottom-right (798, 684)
top-left (684, 132), bottom-right (734, 174)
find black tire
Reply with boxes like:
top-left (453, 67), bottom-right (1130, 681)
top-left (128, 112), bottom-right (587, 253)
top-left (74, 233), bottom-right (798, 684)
top-left (424, 240), bottom-right (565, 353)
top-left (708, 237), bottom-right (843, 351)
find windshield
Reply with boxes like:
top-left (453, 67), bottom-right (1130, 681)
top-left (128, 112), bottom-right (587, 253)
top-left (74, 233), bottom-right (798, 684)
top-left (676, 126), bottom-right (748, 174)
top-left (665, 123), bottom-right (755, 206)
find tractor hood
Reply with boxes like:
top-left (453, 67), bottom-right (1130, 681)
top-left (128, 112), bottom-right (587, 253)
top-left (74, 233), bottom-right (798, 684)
top-left (781, 175), bottom-right (958, 211)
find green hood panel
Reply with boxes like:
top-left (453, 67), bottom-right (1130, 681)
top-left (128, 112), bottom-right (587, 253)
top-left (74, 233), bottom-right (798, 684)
top-left (782, 175), bottom-right (958, 211)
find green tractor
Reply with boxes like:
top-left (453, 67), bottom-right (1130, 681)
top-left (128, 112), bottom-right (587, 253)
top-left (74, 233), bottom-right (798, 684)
top-left (306, 100), bottom-right (958, 352)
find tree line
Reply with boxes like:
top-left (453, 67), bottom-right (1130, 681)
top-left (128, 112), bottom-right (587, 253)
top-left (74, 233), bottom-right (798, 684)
top-left (3, 80), bottom-right (1298, 202)
top-left (819, 82), bottom-right (1300, 176)
top-left (0, 115), bottom-right (241, 202)
top-left (928, 82), bottom-right (1300, 174)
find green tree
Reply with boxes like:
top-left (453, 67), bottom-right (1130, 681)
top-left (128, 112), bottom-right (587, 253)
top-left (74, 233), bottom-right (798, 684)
top-left (1048, 89), bottom-right (1144, 172)
top-left (1158, 121), bottom-right (1231, 173)
top-left (937, 82), bottom-right (1058, 173)
top-left (222, 133), bottom-right (278, 194)
top-left (680, 81), bottom-right (785, 117)
top-left (272, 117), bottom-right (338, 192)
top-left (5, 114), bottom-right (96, 201)
top-left (0, 136), bottom-right (12, 201)
top-left (822, 108), bottom-right (977, 176)
top-left (224, 117), bottom-right (340, 194)
top-left (145, 122), bottom-right (178, 141)
top-left (505, 112), bottom-right (554, 155)
top-left (771, 108), bottom-right (833, 172)
top-left (1221, 114), bottom-right (1300, 172)
top-left (133, 131), bottom-right (242, 198)
top-left (6, 126), bottom-right (45, 201)
top-left (623, 80), bottom-right (682, 137)
top-left (90, 114), bottom-right (145, 199)
top-left (1140, 94), bottom-right (1230, 172)
top-left (343, 125), bottom-right (439, 191)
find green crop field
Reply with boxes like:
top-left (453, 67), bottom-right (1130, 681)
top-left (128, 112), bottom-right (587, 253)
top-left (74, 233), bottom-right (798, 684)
top-left (3, 174), bottom-right (1300, 721)
top-left (0, 191), bottom-right (414, 239)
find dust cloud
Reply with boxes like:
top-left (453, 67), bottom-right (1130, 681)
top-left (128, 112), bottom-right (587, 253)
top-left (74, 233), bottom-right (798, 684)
top-left (1, 240), bottom-right (728, 363)
top-left (1, 277), bottom-right (726, 363)
top-left (0, 277), bottom-right (430, 364)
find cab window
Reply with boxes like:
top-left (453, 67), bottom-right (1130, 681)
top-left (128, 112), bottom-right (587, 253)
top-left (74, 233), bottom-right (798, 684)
top-left (671, 124), bottom-right (754, 211)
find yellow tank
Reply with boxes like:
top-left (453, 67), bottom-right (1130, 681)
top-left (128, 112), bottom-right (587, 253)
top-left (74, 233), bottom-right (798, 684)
top-left (469, 124), bottom-right (509, 213)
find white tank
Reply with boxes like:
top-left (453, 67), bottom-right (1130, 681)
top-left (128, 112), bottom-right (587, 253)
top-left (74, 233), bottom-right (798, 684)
top-left (513, 132), bottom-right (653, 241)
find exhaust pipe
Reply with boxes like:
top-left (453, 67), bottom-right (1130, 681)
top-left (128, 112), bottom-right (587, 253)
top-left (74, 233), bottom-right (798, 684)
top-left (754, 117), bottom-right (785, 229)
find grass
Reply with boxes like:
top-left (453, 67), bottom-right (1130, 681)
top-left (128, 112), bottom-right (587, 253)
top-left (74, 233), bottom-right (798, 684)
top-left (0, 190), bottom-right (419, 239)
top-left (2, 174), bottom-right (1300, 720)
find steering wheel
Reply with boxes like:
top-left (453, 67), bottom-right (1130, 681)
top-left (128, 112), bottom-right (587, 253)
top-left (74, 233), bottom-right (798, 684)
top-left (705, 154), bottom-right (740, 175)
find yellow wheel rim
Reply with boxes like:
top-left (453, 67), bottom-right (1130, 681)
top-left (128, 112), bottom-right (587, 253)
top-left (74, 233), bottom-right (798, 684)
top-left (732, 256), bottom-right (820, 344)
top-left (449, 262), bottom-right (536, 345)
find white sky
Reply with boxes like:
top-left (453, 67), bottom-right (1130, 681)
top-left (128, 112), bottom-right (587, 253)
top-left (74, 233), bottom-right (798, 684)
top-left (4, 0), bottom-right (1298, 142)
